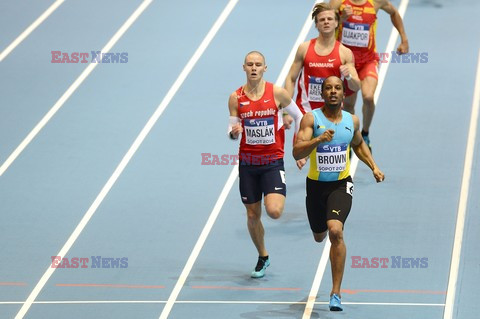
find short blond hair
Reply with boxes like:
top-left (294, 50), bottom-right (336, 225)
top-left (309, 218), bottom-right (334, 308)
top-left (244, 51), bottom-right (265, 64)
top-left (311, 3), bottom-right (340, 24)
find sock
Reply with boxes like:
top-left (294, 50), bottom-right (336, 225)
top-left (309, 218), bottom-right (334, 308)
top-left (259, 255), bottom-right (269, 261)
top-left (361, 130), bottom-right (369, 136)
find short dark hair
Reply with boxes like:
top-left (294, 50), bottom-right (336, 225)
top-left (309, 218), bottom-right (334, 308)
top-left (321, 76), bottom-right (345, 93)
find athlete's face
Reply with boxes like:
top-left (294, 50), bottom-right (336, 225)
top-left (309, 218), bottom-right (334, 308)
top-left (315, 10), bottom-right (338, 34)
top-left (243, 53), bottom-right (266, 81)
top-left (321, 77), bottom-right (344, 108)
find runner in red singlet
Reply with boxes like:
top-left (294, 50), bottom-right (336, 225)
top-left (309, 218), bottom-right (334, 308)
top-left (228, 51), bottom-right (303, 279)
top-left (285, 2), bottom-right (360, 169)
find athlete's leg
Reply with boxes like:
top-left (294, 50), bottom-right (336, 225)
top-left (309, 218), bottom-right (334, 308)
top-left (264, 193), bottom-right (285, 219)
top-left (306, 177), bottom-right (328, 242)
top-left (245, 201), bottom-right (267, 257)
top-left (327, 219), bottom-right (346, 297)
top-left (342, 92), bottom-right (357, 114)
top-left (360, 76), bottom-right (378, 132)
top-left (261, 160), bottom-right (286, 219)
top-left (313, 231), bottom-right (328, 243)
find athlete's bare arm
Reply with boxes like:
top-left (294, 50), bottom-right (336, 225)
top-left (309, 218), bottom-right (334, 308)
top-left (350, 114), bottom-right (384, 182)
top-left (375, 0), bottom-right (409, 54)
top-left (228, 92), bottom-right (243, 139)
top-left (329, 0), bottom-right (342, 9)
top-left (284, 41), bottom-right (308, 98)
top-left (293, 113), bottom-right (334, 160)
top-left (339, 45), bottom-right (361, 91)
top-left (273, 86), bottom-right (293, 109)
top-left (329, 0), bottom-right (352, 22)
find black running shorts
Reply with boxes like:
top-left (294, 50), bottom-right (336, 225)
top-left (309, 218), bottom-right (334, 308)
top-left (239, 159), bottom-right (286, 204)
top-left (306, 176), bottom-right (353, 233)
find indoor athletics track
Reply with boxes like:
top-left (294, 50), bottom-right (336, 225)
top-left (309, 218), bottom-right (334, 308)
top-left (0, 0), bottom-right (479, 318)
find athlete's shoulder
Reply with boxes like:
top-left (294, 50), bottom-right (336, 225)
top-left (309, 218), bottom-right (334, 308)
top-left (311, 108), bottom-right (324, 118)
top-left (229, 88), bottom-right (242, 104)
top-left (349, 112), bottom-right (360, 130)
top-left (302, 111), bottom-right (316, 126)
top-left (297, 40), bottom-right (311, 56)
top-left (228, 90), bottom-right (240, 112)
top-left (373, 0), bottom-right (390, 11)
top-left (338, 42), bottom-right (352, 53)
top-left (230, 89), bottom-right (240, 100)
top-left (338, 44), bottom-right (354, 62)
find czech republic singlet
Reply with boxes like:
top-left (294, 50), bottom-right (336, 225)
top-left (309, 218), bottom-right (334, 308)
top-left (236, 82), bottom-right (285, 164)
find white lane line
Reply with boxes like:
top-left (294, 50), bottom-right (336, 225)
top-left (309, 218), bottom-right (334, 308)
top-left (0, 300), bottom-right (445, 306)
top-left (158, 2), bottom-right (319, 318)
top-left (275, 0), bottom-right (323, 87)
top-left (15, 0), bottom-right (235, 315)
top-left (443, 49), bottom-right (480, 319)
top-left (11, 1), bottom-right (165, 318)
top-left (0, 0), bottom-right (65, 62)
top-left (158, 167), bottom-right (239, 319)
top-left (302, 1), bottom-right (409, 317)
top-left (0, 0), bottom-right (152, 177)
top-left (374, 0), bottom-right (410, 104)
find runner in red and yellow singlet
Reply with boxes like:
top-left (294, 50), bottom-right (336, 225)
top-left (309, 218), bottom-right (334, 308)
top-left (330, 0), bottom-right (409, 151)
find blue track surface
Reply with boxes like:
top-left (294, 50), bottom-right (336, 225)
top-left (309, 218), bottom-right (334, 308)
top-left (0, 1), bottom-right (478, 318)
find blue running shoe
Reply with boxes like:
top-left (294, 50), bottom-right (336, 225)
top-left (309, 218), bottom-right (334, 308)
top-left (251, 257), bottom-right (270, 278)
top-left (362, 133), bottom-right (372, 153)
top-left (329, 294), bottom-right (343, 311)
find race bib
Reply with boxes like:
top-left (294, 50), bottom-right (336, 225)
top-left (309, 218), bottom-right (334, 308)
top-left (308, 76), bottom-right (325, 102)
top-left (341, 22), bottom-right (370, 48)
top-left (346, 181), bottom-right (354, 196)
top-left (316, 143), bottom-right (348, 172)
top-left (244, 117), bottom-right (275, 145)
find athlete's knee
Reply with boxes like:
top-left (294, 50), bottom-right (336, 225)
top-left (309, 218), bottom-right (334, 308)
top-left (362, 92), bottom-right (375, 106)
top-left (328, 226), bottom-right (344, 244)
top-left (264, 195), bottom-right (284, 219)
top-left (246, 205), bottom-right (261, 221)
top-left (265, 204), bottom-right (283, 219)
top-left (313, 231), bottom-right (328, 243)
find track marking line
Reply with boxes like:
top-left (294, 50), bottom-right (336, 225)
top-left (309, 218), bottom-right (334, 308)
top-left (0, 0), bottom-right (65, 62)
top-left (12, 1), bottom-right (158, 318)
top-left (443, 48), bottom-right (480, 319)
top-left (191, 286), bottom-right (301, 291)
top-left (55, 283), bottom-right (165, 289)
top-left (0, 0), bottom-right (152, 177)
top-left (15, 0), bottom-right (238, 317)
top-left (0, 300), bottom-right (446, 306)
top-left (342, 289), bottom-right (446, 295)
top-left (0, 282), bottom-right (27, 286)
